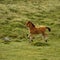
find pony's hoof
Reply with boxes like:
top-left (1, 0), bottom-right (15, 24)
top-left (29, 40), bottom-right (33, 43)
top-left (27, 34), bottom-right (29, 37)
top-left (31, 40), bottom-right (33, 42)
top-left (45, 40), bottom-right (47, 42)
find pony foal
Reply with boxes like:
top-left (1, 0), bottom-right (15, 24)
top-left (26, 21), bottom-right (51, 42)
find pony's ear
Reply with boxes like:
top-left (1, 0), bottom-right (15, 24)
top-left (26, 21), bottom-right (30, 26)
top-left (27, 21), bottom-right (31, 23)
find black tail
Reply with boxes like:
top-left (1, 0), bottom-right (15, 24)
top-left (46, 27), bottom-right (51, 32)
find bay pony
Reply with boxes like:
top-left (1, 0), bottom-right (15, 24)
top-left (26, 21), bottom-right (51, 42)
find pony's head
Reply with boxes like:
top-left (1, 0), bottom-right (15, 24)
top-left (26, 21), bottom-right (35, 28)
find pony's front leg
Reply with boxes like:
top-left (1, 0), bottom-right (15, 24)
top-left (28, 34), bottom-right (33, 42)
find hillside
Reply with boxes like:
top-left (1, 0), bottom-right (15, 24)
top-left (0, 0), bottom-right (60, 60)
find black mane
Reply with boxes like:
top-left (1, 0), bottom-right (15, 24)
top-left (31, 22), bottom-right (35, 27)
top-left (27, 21), bottom-right (35, 27)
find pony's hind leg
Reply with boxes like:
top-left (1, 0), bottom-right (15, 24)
top-left (44, 35), bottom-right (48, 42)
top-left (42, 33), bottom-right (48, 42)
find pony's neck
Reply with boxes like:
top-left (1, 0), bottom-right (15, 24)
top-left (29, 25), bottom-right (35, 30)
top-left (28, 22), bottom-right (36, 30)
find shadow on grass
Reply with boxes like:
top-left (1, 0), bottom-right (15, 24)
top-left (41, 58), bottom-right (48, 60)
top-left (15, 40), bottom-right (21, 42)
top-left (1, 41), bottom-right (11, 44)
top-left (33, 42), bottom-right (50, 46)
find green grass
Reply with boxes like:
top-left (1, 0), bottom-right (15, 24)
top-left (0, 40), bottom-right (60, 60)
top-left (0, 0), bottom-right (60, 60)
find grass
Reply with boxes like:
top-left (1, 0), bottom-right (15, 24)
top-left (0, 40), bottom-right (60, 60)
top-left (0, 0), bottom-right (60, 60)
